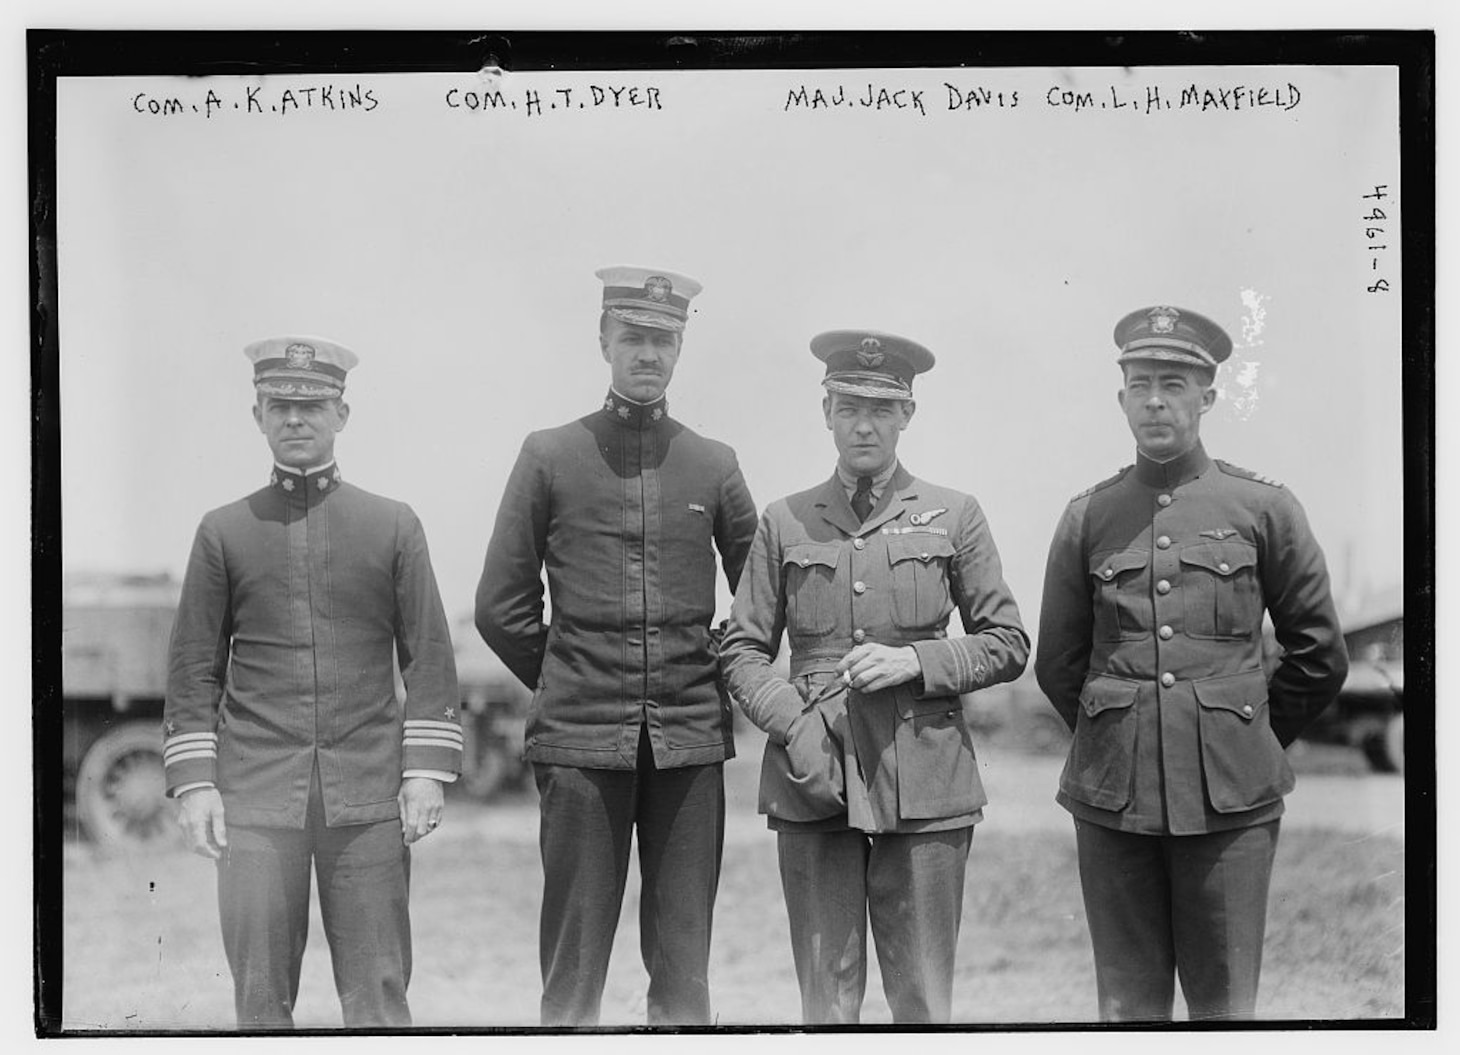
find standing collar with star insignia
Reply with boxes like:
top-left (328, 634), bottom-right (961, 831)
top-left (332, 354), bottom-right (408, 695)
top-left (270, 460), bottom-right (343, 498)
top-left (602, 389), bottom-right (669, 430)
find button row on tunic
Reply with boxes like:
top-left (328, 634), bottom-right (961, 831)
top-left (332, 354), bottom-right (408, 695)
top-left (1156, 535), bottom-right (1171, 549)
top-left (853, 581), bottom-right (867, 594)
top-left (853, 629), bottom-right (866, 643)
top-left (1157, 493), bottom-right (1172, 507)
top-left (853, 538), bottom-right (866, 550)
top-left (1156, 579), bottom-right (1171, 594)
top-left (1161, 672), bottom-right (1175, 687)
top-left (1158, 625), bottom-right (1174, 640)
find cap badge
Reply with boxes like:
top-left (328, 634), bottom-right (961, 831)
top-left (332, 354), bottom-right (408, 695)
top-left (1148, 307), bottom-right (1180, 335)
top-left (285, 342), bottom-right (317, 369)
top-left (856, 337), bottom-right (885, 368)
top-left (644, 276), bottom-right (672, 302)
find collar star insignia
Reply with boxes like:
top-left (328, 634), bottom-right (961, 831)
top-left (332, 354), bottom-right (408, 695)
top-left (444, 707), bottom-right (456, 721)
top-left (651, 407), bottom-right (664, 421)
top-left (281, 477), bottom-right (296, 492)
top-left (617, 405), bottom-right (630, 418)
top-left (317, 476), bottom-right (330, 490)
top-left (164, 721), bottom-right (177, 737)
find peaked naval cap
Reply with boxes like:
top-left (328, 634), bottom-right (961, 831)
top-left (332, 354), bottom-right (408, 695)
top-left (245, 335), bottom-right (359, 400)
top-left (1113, 305), bottom-right (1233, 370)
top-left (596, 265), bottom-right (703, 333)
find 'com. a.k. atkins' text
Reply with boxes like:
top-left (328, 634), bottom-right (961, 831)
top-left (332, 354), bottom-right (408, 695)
top-left (130, 83), bottom-right (380, 118)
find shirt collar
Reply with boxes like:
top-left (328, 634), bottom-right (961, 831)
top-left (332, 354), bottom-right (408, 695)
top-left (270, 460), bottom-right (342, 497)
top-left (1132, 443), bottom-right (1212, 489)
top-left (836, 459), bottom-right (899, 501)
top-left (602, 388), bottom-right (669, 430)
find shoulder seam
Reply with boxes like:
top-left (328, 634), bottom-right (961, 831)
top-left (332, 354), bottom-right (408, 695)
top-left (1070, 465), bottom-right (1132, 502)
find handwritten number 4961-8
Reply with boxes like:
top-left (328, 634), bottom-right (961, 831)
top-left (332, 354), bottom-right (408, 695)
top-left (1363, 184), bottom-right (1391, 294)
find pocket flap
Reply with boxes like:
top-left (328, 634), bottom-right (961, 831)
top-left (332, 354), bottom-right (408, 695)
top-left (1089, 549), bottom-right (1148, 582)
top-left (1192, 668), bottom-right (1269, 719)
top-left (1078, 674), bottom-right (1140, 717)
top-left (783, 542), bottom-right (841, 571)
top-left (887, 534), bottom-right (956, 566)
top-left (1179, 541), bottom-right (1258, 577)
top-left (898, 691), bottom-right (963, 720)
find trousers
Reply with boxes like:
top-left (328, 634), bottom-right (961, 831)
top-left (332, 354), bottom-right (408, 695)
top-left (776, 826), bottom-right (974, 1024)
top-left (533, 727), bottom-right (725, 1026)
top-left (1074, 817), bottom-right (1280, 1022)
top-left (215, 767), bottom-right (412, 1029)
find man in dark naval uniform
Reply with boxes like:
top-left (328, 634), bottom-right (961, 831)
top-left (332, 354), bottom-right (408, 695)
top-left (163, 336), bottom-right (462, 1028)
top-left (720, 330), bottom-right (1028, 1024)
top-left (475, 266), bottom-right (758, 1026)
top-left (1035, 305), bottom-right (1349, 1022)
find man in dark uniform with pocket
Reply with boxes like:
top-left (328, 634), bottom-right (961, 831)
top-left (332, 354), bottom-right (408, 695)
top-left (1034, 305), bottom-right (1349, 1021)
top-left (720, 329), bottom-right (1028, 1024)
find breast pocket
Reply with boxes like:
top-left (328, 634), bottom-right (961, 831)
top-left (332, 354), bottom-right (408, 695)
top-left (782, 542), bottom-right (843, 636)
top-left (887, 535), bottom-right (956, 629)
top-left (1180, 540), bottom-right (1261, 639)
top-left (1088, 549), bottom-right (1150, 642)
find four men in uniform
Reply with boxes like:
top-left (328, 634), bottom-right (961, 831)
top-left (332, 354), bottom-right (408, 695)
top-left (166, 292), bottom-right (1348, 1028)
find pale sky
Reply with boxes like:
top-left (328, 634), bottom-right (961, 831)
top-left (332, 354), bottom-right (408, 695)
top-left (56, 63), bottom-right (1403, 633)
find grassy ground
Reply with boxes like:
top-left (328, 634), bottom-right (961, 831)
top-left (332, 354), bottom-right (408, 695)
top-left (58, 805), bottom-right (1405, 1031)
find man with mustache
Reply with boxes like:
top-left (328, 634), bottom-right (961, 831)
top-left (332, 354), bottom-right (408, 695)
top-left (163, 336), bottom-right (462, 1028)
top-left (476, 266), bottom-right (758, 1025)
top-left (719, 329), bottom-right (1028, 1023)
top-left (1035, 305), bottom-right (1349, 1021)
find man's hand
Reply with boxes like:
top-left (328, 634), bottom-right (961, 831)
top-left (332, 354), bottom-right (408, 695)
top-left (836, 643), bottom-right (922, 694)
top-left (177, 787), bottom-right (228, 859)
top-left (398, 776), bottom-right (445, 845)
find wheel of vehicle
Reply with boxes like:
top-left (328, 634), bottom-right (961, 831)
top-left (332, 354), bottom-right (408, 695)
top-left (75, 721), bottom-right (177, 847)
top-left (1382, 713), bottom-right (1403, 775)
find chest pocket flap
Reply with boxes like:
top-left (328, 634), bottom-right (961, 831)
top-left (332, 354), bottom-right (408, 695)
top-left (1179, 540), bottom-right (1257, 577)
top-left (886, 534), bottom-right (956, 566)
top-left (783, 542), bottom-right (841, 572)
top-left (1088, 549), bottom-right (1148, 582)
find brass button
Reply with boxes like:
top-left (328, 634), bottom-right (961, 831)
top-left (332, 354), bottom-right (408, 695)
top-left (1156, 579), bottom-right (1171, 594)
top-left (1242, 704), bottom-right (1254, 716)
top-left (1156, 535), bottom-right (1171, 549)
top-left (799, 557), bottom-right (810, 567)
top-left (1160, 672), bottom-right (1175, 688)
top-left (1157, 494), bottom-right (1173, 507)
top-left (1219, 562), bottom-right (1231, 573)
top-left (1102, 568), bottom-right (1115, 580)
top-left (853, 581), bottom-right (867, 595)
top-left (1159, 625), bottom-right (1174, 640)
top-left (853, 537), bottom-right (866, 551)
top-left (852, 629), bottom-right (867, 644)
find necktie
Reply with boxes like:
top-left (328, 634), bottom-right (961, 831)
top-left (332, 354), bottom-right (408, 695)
top-left (852, 476), bottom-right (875, 522)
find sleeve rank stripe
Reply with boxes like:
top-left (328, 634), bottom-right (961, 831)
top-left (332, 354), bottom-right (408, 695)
top-left (163, 748), bottom-right (217, 766)
top-left (403, 734), bottom-right (465, 750)
top-left (403, 720), bottom-right (465, 732)
top-left (163, 741), bottom-right (218, 761)
top-left (163, 732), bottom-right (218, 747)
